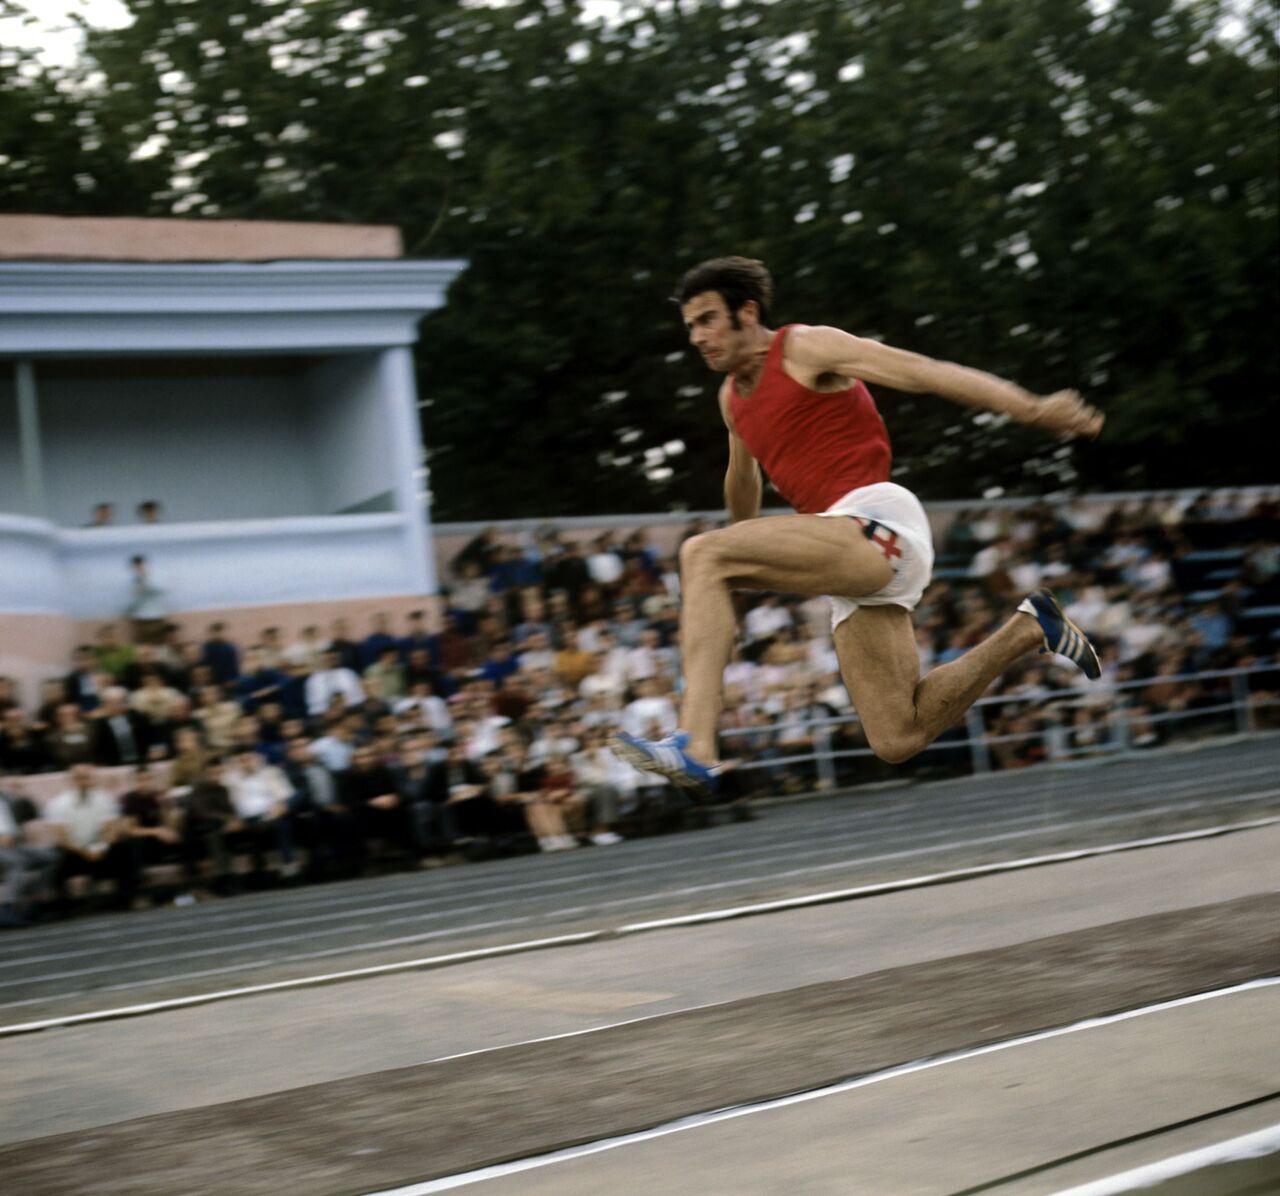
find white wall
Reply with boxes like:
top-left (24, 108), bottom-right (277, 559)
top-left (37, 361), bottom-right (320, 526)
top-left (59, 515), bottom-right (420, 615)
top-left (307, 354), bottom-right (395, 514)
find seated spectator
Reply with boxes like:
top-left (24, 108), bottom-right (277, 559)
top-left (280, 736), bottom-right (359, 879)
top-left (312, 717), bottom-right (358, 773)
top-left (120, 643), bottom-right (177, 692)
top-left (167, 725), bottom-right (210, 791)
top-left (0, 708), bottom-right (49, 775)
top-left (399, 609), bottom-right (438, 667)
top-left (365, 647), bottom-right (407, 702)
top-left (201, 623), bottom-right (241, 684)
top-left (137, 499), bottom-right (163, 524)
top-left (392, 736), bottom-right (454, 860)
top-left (480, 640), bottom-right (520, 687)
top-left (516, 631), bottom-right (556, 675)
top-left (1, 785), bottom-right (59, 926)
top-left (743, 594), bottom-right (793, 659)
top-left (568, 727), bottom-right (627, 845)
top-left (472, 744), bottom-right (560, 850)
top-left (118, 765), bottom-right (182, 894)
top-left (90, 687), bottom-right (151, 767)
top-left (255, 701), bottom-right (287, 762)
top-left (31, 679), bottom-right (65, 730)
top-left (401, 646), bottom-right (437, 691)
top-left (94, 623), bottom-right (135, 680)
top-left (534, 751), bottom-right (585, 848)
top-left (434, 610), bottom-right (476, 675)
top-left (361, 613), bottom-right (399, 670)
top-left (622, 677), bottom-right (678, 741)
top-left (85, 501), bottom-right (115, 528)
top-left (395, 680), bottom-right (453, 738)
top-left (305, 650), bottom-right (364, 719)
top-left (586, 533), bottom-right (625, 598)
top-left (554, 628), bottom-right (597, 689)
top-left (44, 703), bottom-right (95, 771)
top-left (327, 618), bottom-right (362, 672)
top-left (1065, 706), bottom-right (1111, 757)
top-left (182, 757), bottom-right (242, 895)
top-left (64, 646), bottom-right (104, 712)
top-left (130, 671), bottom-right (185, 735)
top-left (224, 750), bottom-right (298, 881)
top-left (193, 685), bottom-right (242, 755)
top-left (424, 739), bottom-right (490, 841)
top-left (46, 763), bottom-right (137, 912)
top-left (352, 678), bottom-right (393, 731)
top-left (342, 745), bottom-right (413, 862)
top-left (234, 649), bottom-right (287, 713)
top-left (282, 625), bottom-right (326, 672)
top-left (277, 660), bottom-right (312, 722)
top-left (258, 626), bottom-right (287, 669)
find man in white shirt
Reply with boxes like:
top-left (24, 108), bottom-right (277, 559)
top-left (743, 594), bottom-right (793, 646)
top-left (282, 625), bottom-right (325, 671)
top-left (586, 534), bottom-right (625, 590)
top-left (224, 750), bottom-right (299, 880)
top-left (623, 628), bottom-right (678, 686)
top-left (394, 681), bottom-right (453, 737)
top-left (569, 727), bottom-right (632, 844)
top-left (622, 678), bottom-right (679, 741)
top-left (305, 650), bottom-right (364, 719)
top-left (45, 763), bottom-right (139, 911)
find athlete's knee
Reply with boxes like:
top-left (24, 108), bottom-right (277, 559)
top-left (864, 724), bottom-right (927, 765)
top-left (679, 530), bottom-right (726, 576)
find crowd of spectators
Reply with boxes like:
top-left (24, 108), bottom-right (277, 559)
top-left (1, 489), bottom-right (1277, 925)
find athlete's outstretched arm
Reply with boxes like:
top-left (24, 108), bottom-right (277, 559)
top-left (718, 380), bottom-right (762, 522)
top-left (787, 325), bottom-right (1103, 439)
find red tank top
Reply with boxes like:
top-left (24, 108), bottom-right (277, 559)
top-left (728, 325), bottom-right (892, 514)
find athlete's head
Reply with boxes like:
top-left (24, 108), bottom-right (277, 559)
top-left (674, 256), bottom-right (773, 373)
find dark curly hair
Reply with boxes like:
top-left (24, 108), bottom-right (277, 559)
top-left (673, 256), bottom-right (773, 328)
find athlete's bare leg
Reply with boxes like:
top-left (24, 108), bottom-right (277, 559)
top-left (677, 516), bottom-right (894, 762)
top-left (833, 604), bottom-right (1042, 762)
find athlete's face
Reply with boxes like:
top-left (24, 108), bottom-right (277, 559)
top-left (681, 291), bottom-right (754, 373)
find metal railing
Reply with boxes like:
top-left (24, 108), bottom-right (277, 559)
top-left (718, 664), bottom-right (1280, 788)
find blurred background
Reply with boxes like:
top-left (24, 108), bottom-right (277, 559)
top-left (1, 4), bottom-right (1279, 1194)
top-left (2, 0), bottom-right (1276, 516)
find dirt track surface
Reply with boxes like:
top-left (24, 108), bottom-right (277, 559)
top-left (4, 892), bottom-right (1276, 1196)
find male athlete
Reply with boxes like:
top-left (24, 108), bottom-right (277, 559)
top-left (611, 256), bottom-right (1104, 791)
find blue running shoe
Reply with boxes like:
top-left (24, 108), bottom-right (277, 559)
top-left (1017, 588), bottom-right (1102, 680)
top-left (608, 730), bottom-right (720, 794)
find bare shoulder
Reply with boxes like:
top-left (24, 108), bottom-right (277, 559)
top-left (781, 324), bottom-right (865, 391)
top-left (783, 323), bottom-right (858, 366)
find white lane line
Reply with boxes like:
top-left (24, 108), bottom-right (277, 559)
top-left (1048, 1123), bottom-right (1280, 1195)
top-left (8, 806), bottom-right (1278, 992)
top-left (2, 816), bottom-right (1276, 1034)
top-left (4, 766), bottom-right (1273, 959)
top-left (619, 816), bottom-right (1280, 932)
top-left (0, 933), bottom-right (602, 1036)
top-left (361, 979), bottom-right (1280, 1194)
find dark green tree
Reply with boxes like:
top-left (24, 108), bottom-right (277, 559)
top-left (3, 0), bottom-right (1274, 516)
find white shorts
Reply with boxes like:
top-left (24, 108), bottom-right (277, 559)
top-left (815, 482), bottom-right (936, 631)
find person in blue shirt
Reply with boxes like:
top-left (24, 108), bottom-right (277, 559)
top-left (201, 623), bottom-right (240, 684)
top-left (361, 613), bottom-right (399, 670)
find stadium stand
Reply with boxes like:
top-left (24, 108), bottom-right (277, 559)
top-left (1, 487), bottom-right (1276, 923)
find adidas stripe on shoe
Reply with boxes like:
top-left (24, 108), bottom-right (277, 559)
top-left (1017, 588), bottom-right (1102, 680)
top-left (608, 730), bottom-right (721, 794)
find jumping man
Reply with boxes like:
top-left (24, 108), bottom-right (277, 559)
top-left (610, 256), bottom-right (1104, 790)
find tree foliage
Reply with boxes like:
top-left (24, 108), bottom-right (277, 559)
top-left (3, 0), bottom-right (1276, 517)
